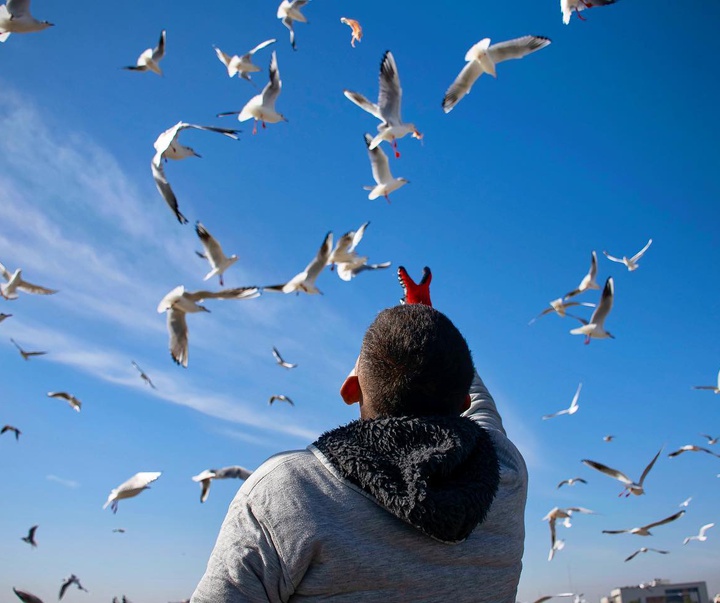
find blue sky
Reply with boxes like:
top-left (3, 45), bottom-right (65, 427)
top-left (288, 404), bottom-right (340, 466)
top-left (1, 1), bottom-right (719, 601)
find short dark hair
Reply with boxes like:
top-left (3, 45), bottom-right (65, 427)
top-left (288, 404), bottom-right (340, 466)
top-left (358, 305), bottom-right (474, 417)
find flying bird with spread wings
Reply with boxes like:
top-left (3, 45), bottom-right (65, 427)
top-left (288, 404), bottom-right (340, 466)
top-left (123, 30), bottom-right (166, 75)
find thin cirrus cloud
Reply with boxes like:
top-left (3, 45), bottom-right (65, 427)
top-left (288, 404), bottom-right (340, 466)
top-left (46, 474), bottom-right (80, 489)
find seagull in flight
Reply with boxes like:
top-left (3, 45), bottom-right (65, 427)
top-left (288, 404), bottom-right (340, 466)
top-left (693, 369), bottom-right (720, 394)
top-left (543, 506), bottom-right (595, 561)
top-left (195, 222), bottom-right (238, 286)
top-left (10, 338), bottom-right (47, 361)
top-left (398, 266), bottom-right (432, 306)
top-left (123, 30), bottom-right (166, 75)
top-left (562, 0), bottom-right (621, 25)
top-left (47, 391), bottom-right (82, 412)
top-left (272, 347), bottom-right (297, 369)
top-left (1, 261), bottom-right (57, 299)
top-left (345, 51), bottom-right (422, 158)
top-left (542, 383), bottom-right (582, 420)
top-left (529, 297), bottom-right (595, 325)
top-left (363, 133), bottom-right (409, 202)
top-left (0, 0), bottom-right (53, 43)
top-left (1, 424), bottom-right (21, 440)
top-left (131, 361), bottom-right (156, 389)
top-left (59, 575), bottom-right (88, 601)
top-left (701, 434), bottom-right (718, 445)
top-left (582, 447), bottom-right (663, 496)
top-left (563, 251), bottom-right (600, 300)
top-left (602, 510), bottom-right (685, 536)
top-left (340, 17), bottom-right (362, 47)
top-left (442, 36), bottom-right (551, 114)
top-left (103, 471), bottom-right (162, 513)
top-left (269, 394), bottom-right (295, 406)
top-left (264, 231), bottom-right (332, 294)
top-left (21, 524), bottom-right (38, 547)
top-left (603, 239), bottom-right (652, 271)
top-left (603, 435), bottom-right (615, 442)
top-left (218, 51), bottom-right (286, 135)
top-left (151, 123), bottom-right (241, 225)
top-left (192, 466), bottom-right (253, 503)
top-left (624, 547), bottom-right (669, 562)
top-left (683, 522), bottom-right (714, 545)
top-left (12, 588), bottom-right (44, 603)
top-left (570, 277), bottom-right (614, 344)
top-left (328, 222), bottom-right (369, 268)
top-left (213, 39), bottom-right (276, 81)
top-left (668, 444), bottom-right (720, 459)
top-left (557, 477), bottom-right (587, 489)
top-left (157, 285), bottom-right (261, 367)
top-left (277, 0), bottom-right (309, 51)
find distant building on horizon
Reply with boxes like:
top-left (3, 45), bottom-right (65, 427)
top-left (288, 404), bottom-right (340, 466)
top-left (601, 579), bottom-right (709, 603)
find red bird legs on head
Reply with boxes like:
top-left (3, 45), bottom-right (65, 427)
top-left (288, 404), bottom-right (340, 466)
top-left (397, 266), bottom-right (432, 306)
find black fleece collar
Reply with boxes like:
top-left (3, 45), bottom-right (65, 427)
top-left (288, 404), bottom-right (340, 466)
top-left (312, 415), bottom-right (499, 543)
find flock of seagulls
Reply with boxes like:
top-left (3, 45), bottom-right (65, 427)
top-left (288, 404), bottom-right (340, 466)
top-left (2, 0), bottom-right (716, 600)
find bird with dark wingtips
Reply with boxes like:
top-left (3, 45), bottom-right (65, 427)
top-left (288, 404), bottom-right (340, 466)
top-left (21, 525), bottom-right (38, 547)
top-left (269, 395), bottom-right (294, 407)
top-left (12, 588), bottom-right (44, 603)
top-left (2, 424), bottom-right (21, 440)
top-left (397, 266), bottom-right (432, 306)
top-left (602, 510), bottom-right (685, 536)
top-left (59, 574), bottom-right (88, 600)
top-left (582, 447), bottom-right (663, 496)
top-left (192, 466), bottom-right (254, 503)
top-left (10, 338), bottom-right (47, 361)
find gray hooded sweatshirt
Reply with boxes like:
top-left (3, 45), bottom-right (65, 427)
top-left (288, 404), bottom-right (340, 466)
top-left (191, 372), bottom-right (527, 603)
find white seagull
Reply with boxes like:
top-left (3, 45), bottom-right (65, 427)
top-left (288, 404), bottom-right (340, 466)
top-left (213, 39), bottom-right (276, 81)
top-left (562, 0), bottom-right (621, 25)
top-left (131, 361), bottom-right (156, 389)
top-left (338, 260), bottom-right (392, 282)
top-left (0, 0), bottom-right (53, 43)
top-left (192, 466), bottom-right (253, 503)
top-left (529, 297), bottom-right (595, 325)
top-left (264, 231), bottom-right (332, 294)
top-left (668, 444), bottom-right (720, 459)
top-left (582, 447), bottom-right (663, 496)
top-left (277, 0), bottom-right (309, 51)
top-left (557, 477), bottom-right (587, 489)
top-left (269, 394), bottom-right (294, 406)
top-left (344, 51), bottom-right (422, 158)
top-left (602, 510), bottom-right (685, 536)
top-left (564, 251), bottom-right (600, 300)
top-left (542, 383), bottom-right (582, 420)
top-left (624, 547), bottom-right (669, 562)
top-left (103, 471), bottom-right (162, 513)
top-left (218, 51), bottom-right (286, 135)
top-left (328, 222), bottom-right (369, 268)
top-left (151, 122), bottom-right (241, 225)
top-left (683, 522), bottom-right (714, 545)
top-left (47, 391), bottom-right (81, 412)
top-left (363, 133), bottom-right (409, 202)
top-left (0, 260), bottom-right (57, 299)
top-left (679, 497), bottom-right (693, 508)
top-left (701, 434), bottom-right (719, 445)
top-left (157, 285), bottom-right (261, 367)
top-left (692, 369), bottom-right (720, 394)
top-left (443, 36), bottom-right (551, 113)
top-left (195, 222), bottom-right (238, 286)
top-left (10, 338), bottom-right (47, 361)
top-left (272, 346), bottom-right (297, 369)
top-left (570, 277), bottom-right (614, 344)
top-left (603, 239), bottom-right (652, 271)
top-left (123, 30), bottom-right (166, 75)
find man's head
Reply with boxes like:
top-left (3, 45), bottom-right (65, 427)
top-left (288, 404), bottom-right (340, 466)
top-left (341, 304), bottom-right (474, 418)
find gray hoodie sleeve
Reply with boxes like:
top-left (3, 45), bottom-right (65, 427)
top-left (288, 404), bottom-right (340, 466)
top-left (463, 370), bottom-right (506, 435)
top-left (190, 487), bottom-right (292, 603)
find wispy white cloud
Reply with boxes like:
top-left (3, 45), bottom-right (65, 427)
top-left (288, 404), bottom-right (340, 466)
top-left (46, 475), bottom-right (80, 489)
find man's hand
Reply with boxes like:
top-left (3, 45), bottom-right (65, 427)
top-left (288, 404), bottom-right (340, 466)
top-left (397, 266), bottom-right (432, 306)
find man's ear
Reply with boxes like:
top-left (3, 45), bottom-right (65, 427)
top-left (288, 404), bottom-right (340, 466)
top-left (461, 393), bottom-right (471, 413)
top-left (340, 375), bottom-right (361, 405)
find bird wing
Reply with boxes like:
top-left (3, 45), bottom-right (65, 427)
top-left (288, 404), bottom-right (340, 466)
top-left (624, 549), bottom-right (641, 562)
top-left (542, 408), bottom-right (568, 420)
top-left (344, 90), bottom-right (382, 120)
top-left (152, 122), bottom-right (182, 157)
top-left (602, 251), bottom-right (625, 264)
top-left (167, 308), bottom-right (189, 367)
top-left (151, 160), bottom-right (188, 224)
top-left (630, 238), bottom-right (653, 263)
top-left (195, 222), bottom-right (226, 267)
top-left (17, 279), bottom-right (58, 295)
top-left (643, 510), bottom-right (685, 530)
top-left (152, 30), bottom-right (166, 61)
top-left (568, 382), bottom-right (582, 411)
top-left (581, 459), bottom-right (632, 485)
top-left (188, 287), bottom-right (261, 302)
top-left (699, 523), bottom-right (715, 537)
top-left (6, 0), bottom-right (30, 18)
top-left (0, 260), bottom-right (11, 281)
top-left (262, 51), bottom-right (282, 108)
top-left (588, 277), bottom-right (613, 326)
top-left (247, 38), bottom-right (276, 56)
top-left (304, 232), bottom-right (333, 282)
top-left (638, 447), bottom-right (663, 485)
top-left (602, 529), bottom-right (630, 534)
top-left (215, 466), bottom-right (254, 480)
top-left (487, 35), bottom-right (551, 63)
top-left (181, 123), bottom-right (242, 140)
top-left (378, 51), bottom-right (402, 125)
top-left (348, 221), bottom-right (369, 253)
top-left (442, 60), bottom-right (483, 114)
top-left (59, 580), bottom-right (71, 601)
top-left (199, 478), bottom-right (211, 503)
top-left (365, 133), bottom-right (392, 185)
top-left (272, 347), bottom-right (285, 364)
top-left (122, 472), bottom-right (162, 491)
